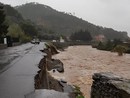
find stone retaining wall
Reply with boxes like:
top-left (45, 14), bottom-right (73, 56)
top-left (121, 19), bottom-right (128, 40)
top-left (91, 72), bottom-right (130, 98)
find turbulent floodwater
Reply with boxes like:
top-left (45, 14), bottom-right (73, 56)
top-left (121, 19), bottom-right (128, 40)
top-left (50, 45), bottom-right (130, 98)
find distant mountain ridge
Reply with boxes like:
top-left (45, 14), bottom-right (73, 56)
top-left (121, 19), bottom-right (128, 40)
top-left (15, 2), bottom-right (128, 40)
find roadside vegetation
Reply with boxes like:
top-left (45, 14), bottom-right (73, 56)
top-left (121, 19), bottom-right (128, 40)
top-left (74, 85), bottom-right (85, 98)
top-left (92, 39), bottom-right (130, 56)
top-left (0, 4), bottom-right (8, 43)
top-left (113, 45), bottom-right (127, 56)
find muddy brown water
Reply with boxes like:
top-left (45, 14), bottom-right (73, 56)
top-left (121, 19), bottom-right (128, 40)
top-left (50, 45), bottom-right (130, 98)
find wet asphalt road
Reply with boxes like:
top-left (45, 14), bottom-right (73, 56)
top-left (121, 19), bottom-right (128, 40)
top-left (0, 42), bottom-right (45, 98)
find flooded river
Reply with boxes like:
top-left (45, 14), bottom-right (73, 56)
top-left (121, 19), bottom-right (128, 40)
top-left (50, 45), bottom-right (130, 98)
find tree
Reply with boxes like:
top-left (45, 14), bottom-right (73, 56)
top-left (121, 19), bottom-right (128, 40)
top-left (113, 45), bottom-right (127, 56)
top-left (105, 40), bottom-right (115, 51)
top-left (7, 23), bottom-right (24, 38)
top-left (113, 39), bottom-right (122, 47)
top-left (97, 41), bottom-right (106, 50)
top-left (0, 4), bottom-right (8, 37)
top-left (20, 21), bottom-right (38, 37)
top-left (70, 30), bottom-right (92, 41)
top-left (7, 23), bottom-right (30, 43)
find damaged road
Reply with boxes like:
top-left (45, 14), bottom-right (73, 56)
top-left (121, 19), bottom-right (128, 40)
top-left (0, 42), bottom-right (45, 98)
top-left (33, 42), bottom-right (78, 98)
top-left (0, 43), bottom-right (34, 72)
top-left (0, 42), bottom-right (82, 98)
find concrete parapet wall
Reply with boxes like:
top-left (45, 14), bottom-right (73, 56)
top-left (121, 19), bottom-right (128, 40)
top-left (91, 72), bottom-right (130, 98)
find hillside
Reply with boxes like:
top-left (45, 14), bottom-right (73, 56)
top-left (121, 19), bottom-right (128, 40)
top-left (15, 2), bottom-right (128, 40)
top-left (2, 4), bottom-right (40, 43)
top-left (4, 4), bottom-right (24, 24)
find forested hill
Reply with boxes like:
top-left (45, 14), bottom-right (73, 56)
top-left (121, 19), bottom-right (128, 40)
top-left (1, 3), bottom-right (40, 43)
top-left (15, 2), bottom-right (128, 40)
top-left (4, 4), bottom-right (24, 25)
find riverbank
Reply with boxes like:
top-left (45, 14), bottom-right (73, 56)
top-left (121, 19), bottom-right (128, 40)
top-left (50, 45), bottom-right (130, 98)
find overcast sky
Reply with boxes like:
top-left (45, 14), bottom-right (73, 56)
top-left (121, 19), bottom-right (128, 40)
top-left (1, 0), bottom-right (130, 36)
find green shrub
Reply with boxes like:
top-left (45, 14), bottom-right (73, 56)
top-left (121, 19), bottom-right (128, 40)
top-left (113, 45), bottom-right (127, 56)
top-left (20, 35), bottom-right (31, 43)
top-left (74, 85), bottom-right (85, 98)
top-left (97, 42), bottom-right (106, 50)
top-left (76, 95), bottom-right (85, 98)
